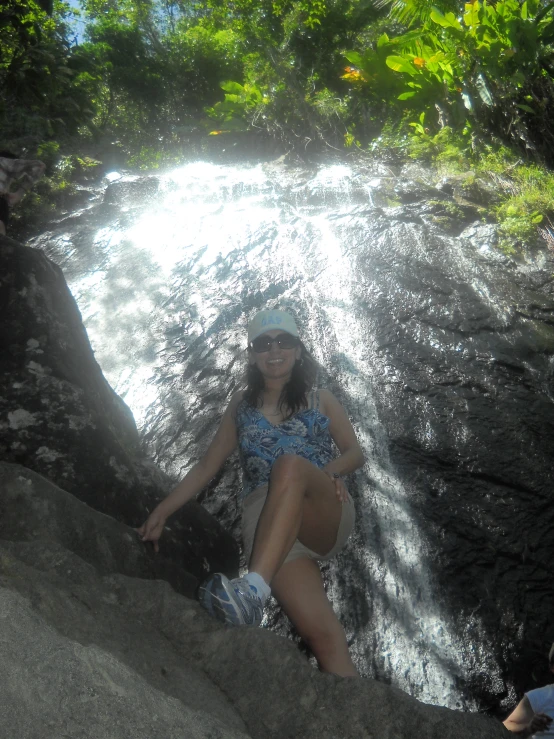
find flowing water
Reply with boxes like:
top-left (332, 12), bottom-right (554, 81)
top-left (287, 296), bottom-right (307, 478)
top-left (31, 160), bottom-right (510, 709)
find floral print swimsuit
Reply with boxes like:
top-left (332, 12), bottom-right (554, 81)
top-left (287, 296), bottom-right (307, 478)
top-left (235, 391), bottom-right (335, 501)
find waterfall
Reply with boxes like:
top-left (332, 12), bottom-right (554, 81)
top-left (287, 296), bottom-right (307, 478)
top-left (31, 160), bottom-right (515, 709)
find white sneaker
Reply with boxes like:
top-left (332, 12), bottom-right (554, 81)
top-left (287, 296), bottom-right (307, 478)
top-left (199, 573), bottom-right (264, 626)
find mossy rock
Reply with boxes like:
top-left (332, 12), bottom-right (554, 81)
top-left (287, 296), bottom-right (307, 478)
top-left (437, 172), bottom-right (501, 207)
top-left (424, 198), bottom-right (482, 234)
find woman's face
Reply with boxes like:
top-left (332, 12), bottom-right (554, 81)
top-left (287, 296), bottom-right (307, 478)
top-left (249, 329), bottom-right (302, 381)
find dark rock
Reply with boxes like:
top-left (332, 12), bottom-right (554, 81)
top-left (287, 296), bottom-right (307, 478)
top-left (437, 172), bottom-right (501, 207)
top-left (0, 461), bottom-right (197, 595)
top-left (0, 238), bottom-right (239, 587)
top-left (103, 176), bottom-right (161, 206)
top-left (350, 205), bottom-right (554, 703)
top-left (392, 179), bottom-right (447, 204)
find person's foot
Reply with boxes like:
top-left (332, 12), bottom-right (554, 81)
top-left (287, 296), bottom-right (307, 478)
top-left (198, 573), bottom-right (264, 627)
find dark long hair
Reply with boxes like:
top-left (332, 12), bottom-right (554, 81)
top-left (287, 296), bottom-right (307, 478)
top-left (243, 341), bottom-right (319, 417)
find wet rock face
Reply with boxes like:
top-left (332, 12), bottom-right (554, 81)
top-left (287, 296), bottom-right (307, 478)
top-left (17, 160), bottom-right (554, 712)
top-left (350, 210), bottom-right (554, 700)
top-left (0, 238), bottom-right (239, 586)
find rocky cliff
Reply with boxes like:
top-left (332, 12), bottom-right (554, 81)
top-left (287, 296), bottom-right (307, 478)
top-left (0, 236), bottom-right (238, 593)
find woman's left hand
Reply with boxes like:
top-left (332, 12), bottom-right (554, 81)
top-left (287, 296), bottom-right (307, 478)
top-left (326, 471), bottom-right (349, 503)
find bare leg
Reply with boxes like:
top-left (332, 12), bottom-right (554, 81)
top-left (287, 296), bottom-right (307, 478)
top-left (249, 454), bottom-right (343, 584)
top-left (271, 557), bottom-right (358, 677)
top-left (199, 455), bottom-right (353, 638)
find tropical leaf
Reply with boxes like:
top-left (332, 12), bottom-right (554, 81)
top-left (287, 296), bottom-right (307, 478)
top-left (463, 1), bottom-right (481, 29)
top-left (535, 0), bottom-right (554, 24)
top-left (386, 55), bottom-right (418, 74)
top-left (376, 0), bottom-right (457, 26)
top-left (538, 18), bottom-right (554, 45)
top-left (430, 9), bottom-right (463, 30)
top-left (521, 1), bottom-right (528, 20)
top-left (344, 51), bottom-right (364, 66)
top-left (220, 81), bottom-right (245, 94)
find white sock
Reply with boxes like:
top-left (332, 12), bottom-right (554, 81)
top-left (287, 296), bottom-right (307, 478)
top-left (243, 571), bottom-right (271, 604)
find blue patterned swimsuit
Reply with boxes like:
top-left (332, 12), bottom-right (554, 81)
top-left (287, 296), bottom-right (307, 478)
top-left (235, 391), bottom-right (335, 500)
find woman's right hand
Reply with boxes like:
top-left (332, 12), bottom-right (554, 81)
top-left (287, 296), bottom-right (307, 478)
top-left (527, 713), bottom-right (552, 736)
top-left (136, 508), bottom-right (167, 553)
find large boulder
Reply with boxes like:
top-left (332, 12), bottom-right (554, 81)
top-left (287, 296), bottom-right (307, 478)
top-left (0, 461), bottom-right (511, 739)
top-left (0, 237), bottom-right (239, 590)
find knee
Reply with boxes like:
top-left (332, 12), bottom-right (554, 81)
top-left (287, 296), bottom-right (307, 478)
top-left (270, 454), bottom-right (306, 482)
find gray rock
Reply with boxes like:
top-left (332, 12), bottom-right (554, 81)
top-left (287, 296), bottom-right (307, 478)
top-left (348, 196), bottom-right (554, 701)
top-left (0, 589), bottom-right (250, 739)
top-left (0, 462), bottom-right (510, 739)
top-left (0, 461), bottom-right (195, 592)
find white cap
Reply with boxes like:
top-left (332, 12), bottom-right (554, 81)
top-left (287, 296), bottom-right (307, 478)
top-left (247, 310), bottom-right (299, 343)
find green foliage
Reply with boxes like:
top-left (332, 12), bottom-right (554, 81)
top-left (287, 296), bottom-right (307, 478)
top-left (36, 141), bottom-right (61, 168)
top-left (273, 0), bottom-right (329, 29)
top-left (492, 164), bottom-right (554, 249)
top-left (206, 81), bottom-right (267, 130)
top-left (1, 0), bottom-right (247, 156)
top-left (405, 120), bottom-right (472, 169)
top-left (380, 0), bottom-right (459, 27)
top-left (343, 34), bottom-right (411, 104)
top-left (343, 0), bottom-right (554, 164)
top-left (427, 199), bottom-right (466, 219)
top-left (77, 3), bottom-right (245, 148)
top-left (12, 148), bottom-right (103, 237)
top-left (0, 0), bottom-right (95, 147)
top-left (4, 0), bottom-right (554, 262)
top-left (126, 146), bottom-right (164, 170)
top-left (200, 0), bottom-right (382, 147)
top-left (396, 127), bottom-right (554, 252)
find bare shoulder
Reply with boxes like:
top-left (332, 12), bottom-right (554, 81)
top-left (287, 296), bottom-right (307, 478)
top-left (317, 388), bottom-right (340, 414)
top-left (318, 389), bottom-right (355, 424)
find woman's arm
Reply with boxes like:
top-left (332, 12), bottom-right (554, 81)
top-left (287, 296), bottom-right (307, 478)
top-left (137, 391), bottom-right (242, 551)
top-left (320, 389), bottom-right (365, 477)
top-left (503, 696), bottom-right (552, 737)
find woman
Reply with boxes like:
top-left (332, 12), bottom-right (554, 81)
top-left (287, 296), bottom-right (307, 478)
top-left (138, 309), bottom-right (365, 677)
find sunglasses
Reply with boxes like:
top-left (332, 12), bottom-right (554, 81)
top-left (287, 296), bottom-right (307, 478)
top-left (250, 333), bottom-right (300, 353)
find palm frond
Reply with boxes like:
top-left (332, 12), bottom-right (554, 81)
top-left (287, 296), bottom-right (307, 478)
top-left (373, 0), bottom-right (459, 27)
